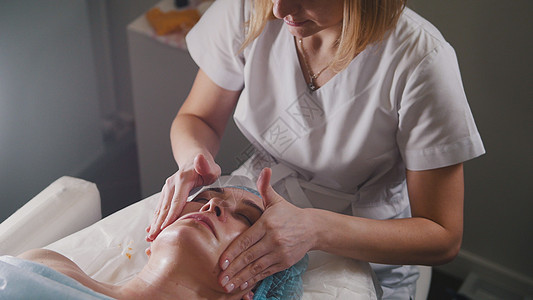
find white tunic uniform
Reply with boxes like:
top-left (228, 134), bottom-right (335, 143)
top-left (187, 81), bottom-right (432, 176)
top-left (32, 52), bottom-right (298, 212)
top-left (186, 0), bottom-right (485, 298)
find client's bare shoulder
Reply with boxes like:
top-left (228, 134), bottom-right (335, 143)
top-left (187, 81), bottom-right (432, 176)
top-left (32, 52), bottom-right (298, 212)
top-left (19, 249), bottom-right (79, 273)
top-left (18, 249), bottom-right (120, 297)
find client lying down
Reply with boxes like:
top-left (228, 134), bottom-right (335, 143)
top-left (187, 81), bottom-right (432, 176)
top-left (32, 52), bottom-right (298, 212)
top-left (0, 177), bottom-right (308, 299)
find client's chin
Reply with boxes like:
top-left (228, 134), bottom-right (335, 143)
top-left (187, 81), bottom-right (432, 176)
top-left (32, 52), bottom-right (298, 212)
top-left (151, 220), bottom-right (221, 277)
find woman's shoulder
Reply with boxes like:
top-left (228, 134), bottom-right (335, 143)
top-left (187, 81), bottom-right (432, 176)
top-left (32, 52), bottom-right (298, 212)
top-left (358, 6), bottom-right (459, 79)
top-left (187, 0), bottom-right (250, 53)
top-left (18, 249), bottom-right (86, 278)
top-left (195, 0), bottom-right (249, 27)
top-left (16, 249), bottom-right (118, 296)
top-left (383, 7), bottom-right (453, 60)
top-left (18, 248), bottom-right (69, 264)
top-left (400, 8), bottom-right (447, 41)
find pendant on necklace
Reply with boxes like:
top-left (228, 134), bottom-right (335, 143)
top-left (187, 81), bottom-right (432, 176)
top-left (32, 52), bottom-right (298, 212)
top-left (308, 82), bottom-right (317, 92)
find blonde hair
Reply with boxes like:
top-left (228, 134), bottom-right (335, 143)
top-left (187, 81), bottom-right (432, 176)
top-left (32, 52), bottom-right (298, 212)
top-left (240, 0), bottom-right (407, 72)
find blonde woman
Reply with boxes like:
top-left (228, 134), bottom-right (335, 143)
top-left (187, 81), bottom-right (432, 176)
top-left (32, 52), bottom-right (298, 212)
top-left (147, 0), bottom-right (485, 298)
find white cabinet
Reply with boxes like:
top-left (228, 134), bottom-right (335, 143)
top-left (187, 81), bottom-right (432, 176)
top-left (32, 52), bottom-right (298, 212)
top-left (127, 5), bottom-right (249, 196)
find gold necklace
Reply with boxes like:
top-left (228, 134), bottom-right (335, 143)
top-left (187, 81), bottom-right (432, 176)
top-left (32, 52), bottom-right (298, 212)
top-left (297, 38), bottom-right (332, 91)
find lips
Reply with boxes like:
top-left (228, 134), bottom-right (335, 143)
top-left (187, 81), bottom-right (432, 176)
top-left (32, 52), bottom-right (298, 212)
top-left (181, 213), bottom-right (217, 237)
top-left (284, 18), bottom-right (307, 27)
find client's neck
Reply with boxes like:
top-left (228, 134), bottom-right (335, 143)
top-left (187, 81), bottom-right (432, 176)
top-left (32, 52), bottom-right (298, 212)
top-left (116, 255), bottom-right (241, 300)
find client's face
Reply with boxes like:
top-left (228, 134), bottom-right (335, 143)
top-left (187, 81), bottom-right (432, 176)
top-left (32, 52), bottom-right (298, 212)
top-left (177, 187), bottom-right (264, 251)
top-left (151, 187), bottom-right (264, 279)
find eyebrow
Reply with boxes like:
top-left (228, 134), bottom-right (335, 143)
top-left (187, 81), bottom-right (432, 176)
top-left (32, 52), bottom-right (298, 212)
top-left (205, 187), bottom-right (224, 194)
top-left (203, 187), bottom-right (264, 214)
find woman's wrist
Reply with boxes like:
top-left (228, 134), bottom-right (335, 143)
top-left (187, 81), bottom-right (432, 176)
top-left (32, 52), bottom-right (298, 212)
top-left (303, 207), bottom-right (325, 252)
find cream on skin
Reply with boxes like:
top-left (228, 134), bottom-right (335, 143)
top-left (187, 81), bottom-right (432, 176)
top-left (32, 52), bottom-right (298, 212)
top-left (19, 187), bottom-right (264, 300)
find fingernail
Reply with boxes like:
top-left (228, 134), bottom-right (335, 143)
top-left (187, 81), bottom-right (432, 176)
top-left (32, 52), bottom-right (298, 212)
top-left (221, 259), bottom-right (229, 270)
top-left (225, 283), bottom-right (235, 293)
top-left (240, 281), bottom-right (248, 290)
top-left (221, 275), bottom-right (229, 286)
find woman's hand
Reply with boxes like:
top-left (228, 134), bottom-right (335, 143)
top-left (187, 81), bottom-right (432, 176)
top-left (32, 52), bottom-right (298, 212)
top-left (217, 168), bottom-right (314, 293)
top-left (146, 153), bottom-right (221, 241)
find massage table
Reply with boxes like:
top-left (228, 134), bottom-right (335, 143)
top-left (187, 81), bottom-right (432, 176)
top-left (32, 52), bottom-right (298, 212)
top-left (0, 176), bottom-right (430, 299)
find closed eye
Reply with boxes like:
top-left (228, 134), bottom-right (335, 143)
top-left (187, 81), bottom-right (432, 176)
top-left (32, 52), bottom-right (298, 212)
top-left (237, 213), bottom-right (253, 226)
top-left (191, 198), bottom-right (209, 204)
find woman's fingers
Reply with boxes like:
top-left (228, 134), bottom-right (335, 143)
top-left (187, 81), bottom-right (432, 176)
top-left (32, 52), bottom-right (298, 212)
top-left (146, 180), bottom-right (175, 241)
top-left (239, 261), bottom-right (285, 292)
top-left (194, 152), bottom-right (221, 185)
top-left (219, 223), bottom-right (295, 292)
top-left (155, 180), bottom-right (176, 227)
top-left (256, 168), bottom-right (281, 208)
top-left (194, 153), bottom-right (209, 174)
top-left (160, 197), bottom-right (183, 230)
top-left (219, 219), bottom-right (267, 273)
top-left (160, 178), bottom-right (195, 229)
top-left (242, 290), bottom-right (254, 300)
top-left (222, 251), bottom-right (284, 293)
top-left (147, 153), bottom-right (222, 241)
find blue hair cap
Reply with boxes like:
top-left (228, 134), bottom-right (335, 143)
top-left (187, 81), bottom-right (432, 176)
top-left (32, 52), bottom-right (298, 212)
top-left (253, 254), bottom-right (309, 300)
top-left (225, 185), bottom-right (261, 198)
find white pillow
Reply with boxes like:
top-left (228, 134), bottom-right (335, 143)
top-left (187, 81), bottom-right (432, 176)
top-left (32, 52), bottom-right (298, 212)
top-left (0, 176), bottom-right (100, 256)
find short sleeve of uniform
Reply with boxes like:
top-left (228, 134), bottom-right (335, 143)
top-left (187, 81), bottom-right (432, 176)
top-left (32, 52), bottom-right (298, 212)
top-left (185, 0), bottom-right (246, 91)
top-left (397, 43), bottom-right (485, 171)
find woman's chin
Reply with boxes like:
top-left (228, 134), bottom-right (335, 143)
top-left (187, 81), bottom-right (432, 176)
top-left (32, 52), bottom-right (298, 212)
top-left (154, 224), bottom-right (220, 265)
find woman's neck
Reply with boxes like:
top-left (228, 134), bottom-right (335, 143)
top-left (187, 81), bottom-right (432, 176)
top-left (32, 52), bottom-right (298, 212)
top-left (116, 258), bottom-right (243, 300)
top-left (296, 26), bottom-right (342, 90)
top-left (306, 22), bottom-right (342, 52)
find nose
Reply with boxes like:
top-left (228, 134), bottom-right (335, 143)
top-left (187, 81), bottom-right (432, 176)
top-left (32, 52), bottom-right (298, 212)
top-left (200, 197), bottom-right (225, 219)
top-left (272, 0), bottom-right (299, 19)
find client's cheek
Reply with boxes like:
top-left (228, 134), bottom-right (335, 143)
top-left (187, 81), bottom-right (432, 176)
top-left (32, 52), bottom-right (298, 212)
top-left (220, 223), bottom-right (249, 247)
top-left (154, 227), bottom-right (179, 244)
top-left (181, 202), bottom-right (204, 215)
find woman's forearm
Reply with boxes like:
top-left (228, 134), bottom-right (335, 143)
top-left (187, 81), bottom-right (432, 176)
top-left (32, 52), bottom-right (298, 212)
top-left (147, 69), bottom-right (240, 240)
top-left (307, 208), bottom-right (461, 266)
top-left (168, 69), bottom-right (242, 169)
top-left (170, 113), bottom-right (222, 168)
top-left (308, 164), bottom-right (464, 266)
